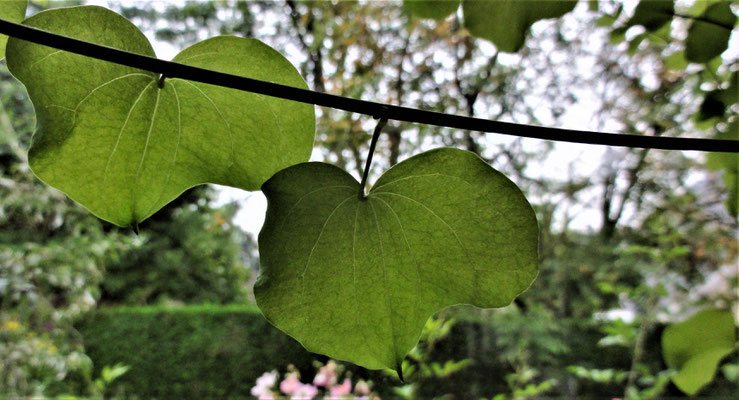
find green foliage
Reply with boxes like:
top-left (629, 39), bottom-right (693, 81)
top-left (403, 0), bottom-right (459, 20)
top-left (462, 0), bottom-right (577, 53)
top-left (625, 0), bottom-right (673, 31)
top-left (99, 202), bottom-right (251, 305)
top-left (685, 1), bottom-right (737, 63)
top-left (256, 148), bottom-right (538, 372)
top-left (77, 304), bottom-right (317, 398)
top-left (0, 0), bottom-right (26, 58)
top-left (662, 309), bottom-right (737, 395)
top-left (1, 64), bottom-right (129, 397)
top-left (404, 0), bottom-right (577, 52)
top-left (707, 120), bottom-right (739, 217)
top-left (6, 5), bottom-right (314, 228)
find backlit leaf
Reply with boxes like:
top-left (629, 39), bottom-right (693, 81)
top-left (662, 309), bottom-right (736, 395)
top-left (462, 0), bottom-right (578, 53)
top-left (6, 6), bottom-right (314, 227)
top-left (0, 0), bottom-right (27, 59)
top-left (255, 148), bottom-right (538, 372)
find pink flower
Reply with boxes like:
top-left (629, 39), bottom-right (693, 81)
top-left (251, 371), bottom-right (278, 399)
top-left (353, 380), bottom-right (370, 395)
top-left (280, 374), bottom-right (302, 395)
top-left (291, 383), bottom-right (319, 399)
top-left (313, 361), bottom-right (338, 387)
top-left (329, 378), bottom-right (352, 397)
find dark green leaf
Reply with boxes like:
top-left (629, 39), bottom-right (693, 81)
top-left (662, 309), bottom-right (736, 395)
top-left (0, 0), bottom-right (26, 59)
top-left (404, 0), bottom-right (460, 20)
top-left (462, 0), bottom-right (578, 53)
top-left (6, 6), bottom-right (314, 227)
top-left (626, 0), bottom-right (673, 31)
top-left (685, 1), bottom-right (737, 63)
top-left (255, 148), bottom-right (538, 372)
top-left (698, 72), bottom-right (737, 121)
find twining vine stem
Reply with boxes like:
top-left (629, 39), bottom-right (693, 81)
top-left (359, 117), bottom-right (389, 199)
top-left (0, 18), bottom-right (737, 153)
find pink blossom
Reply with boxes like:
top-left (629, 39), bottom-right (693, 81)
top-left (329, 378), bottom-right (352, 397)
top-left (353, 380), bottom-right (370, 395)
top-left (251, 371), bottom-right (278, 399)
top-left (280, 374), bottom-right (302, 395)
top-left (256, 370), bottom-right (278, 388)
top-left (291, 383), bottom-right (319, 399)
top-left (313, 361), bottom-right (338, 387)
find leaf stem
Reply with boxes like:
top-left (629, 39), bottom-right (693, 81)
top-left (359, 117), bottom-right (388, 200)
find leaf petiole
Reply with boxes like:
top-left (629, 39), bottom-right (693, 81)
top-left (358, 117), bottom-right (388, 200)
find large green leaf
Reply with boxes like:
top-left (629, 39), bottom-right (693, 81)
top-left (662, 309), bottom-right (736, 395)
top-left (6, 6), bottom-right (314, 227)
top-left (0, 0), bottom-right (27, 59)
top-left (685, 1), bottom-right (737, 63)
top-left (404, 0), bottom-right (460, 20)
top-left (255, 148), bottom-right (538, 372)
top-left (462, 0), bottom-right (578, 53)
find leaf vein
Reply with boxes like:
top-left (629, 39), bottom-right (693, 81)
top-left (368, 200), bottom-right (401, 364)
top-left (132, 86), bottom-right (162, 220)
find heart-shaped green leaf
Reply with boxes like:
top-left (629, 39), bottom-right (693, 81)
top-left (0, 0), bottom-right (27, 59)
top-left (662, 309), bottom-right (736, 395)
top-left (6, 6), bottom-right (314, 227)
top-left (462, 0), bottom-right (578, 53)
top-left (404, 0), bottom-right (460, 20)
top-left (255, 148), bottom-right (538, 372)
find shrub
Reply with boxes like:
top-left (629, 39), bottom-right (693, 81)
top-left (77, 304), bottom-right (315, 399)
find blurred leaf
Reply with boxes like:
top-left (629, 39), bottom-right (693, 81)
top-left (462, 0), bottom-right (578, 53)
top-left (404, 0), bottom-right (459, 20)
top-left (685, 1), bottom-right (737, 63)
top-left (0, 0), bottom-right (26, 59)
top-left (595, 15), bottom-right (616, 27)
top-left (626, 0), bottom-right (673, 31)
top-left (627, 32), bottom-right (648, 56)
top-left (609, 26), bottom-right (628, 44)
top-left (662, 309), bottom-right (736, 395)
top-left (664, 50), bottom-right (688, 71)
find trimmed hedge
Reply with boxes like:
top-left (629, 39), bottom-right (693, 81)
top-left (77, 304), bottom-right (316, 399)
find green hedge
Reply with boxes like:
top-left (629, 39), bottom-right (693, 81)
top-left (77, 304), bottom-right (316, 399)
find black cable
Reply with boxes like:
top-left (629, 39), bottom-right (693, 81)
top-left (0, 18), bottom-right (737, 153)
